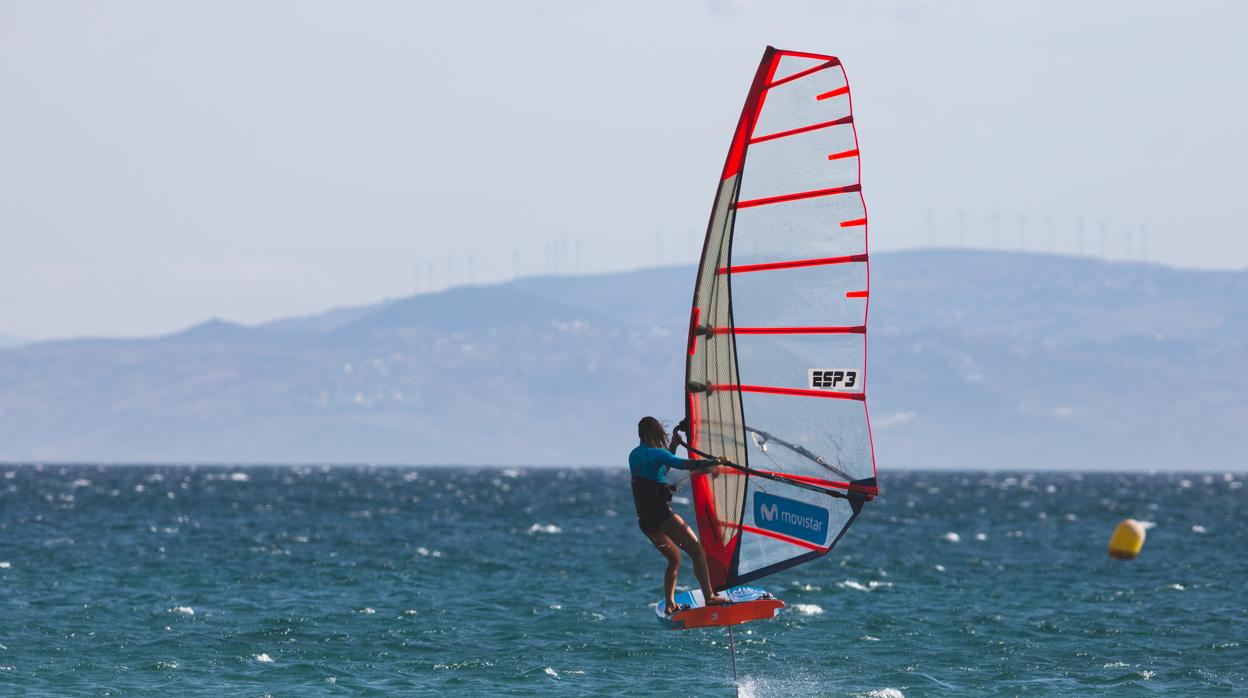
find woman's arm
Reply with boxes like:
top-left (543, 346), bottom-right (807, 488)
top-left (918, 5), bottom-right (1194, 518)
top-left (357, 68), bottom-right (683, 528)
top-left (655, 448), bottom-right (725, 472)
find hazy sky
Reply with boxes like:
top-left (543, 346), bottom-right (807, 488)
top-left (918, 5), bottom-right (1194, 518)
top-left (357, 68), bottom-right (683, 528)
top-left (3, 1), bottom-right (1245, 339)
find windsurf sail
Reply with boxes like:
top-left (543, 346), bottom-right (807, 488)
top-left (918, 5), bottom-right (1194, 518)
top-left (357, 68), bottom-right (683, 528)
top-left (684, 46), bottom-right (878, 590)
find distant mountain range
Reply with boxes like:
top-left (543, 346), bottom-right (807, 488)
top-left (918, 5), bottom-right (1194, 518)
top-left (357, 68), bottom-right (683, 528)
top-left (2, 250), bottom-right (1246, 470)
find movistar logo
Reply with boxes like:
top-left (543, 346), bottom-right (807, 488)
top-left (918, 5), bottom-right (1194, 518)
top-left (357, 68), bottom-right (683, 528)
top-left (753, 492), bottom-right (830, 546)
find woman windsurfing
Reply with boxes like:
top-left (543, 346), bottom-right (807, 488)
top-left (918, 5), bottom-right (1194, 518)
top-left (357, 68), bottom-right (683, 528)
top-left (630, 416), bottom-right (729, 614)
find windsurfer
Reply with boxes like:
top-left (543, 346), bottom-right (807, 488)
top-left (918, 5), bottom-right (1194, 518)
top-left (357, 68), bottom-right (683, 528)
top-left (630, 416), bottom-right (729, 615)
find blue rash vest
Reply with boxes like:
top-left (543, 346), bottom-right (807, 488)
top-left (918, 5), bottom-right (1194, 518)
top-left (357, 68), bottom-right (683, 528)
top-left (628, 441), bottom-right (699, 485)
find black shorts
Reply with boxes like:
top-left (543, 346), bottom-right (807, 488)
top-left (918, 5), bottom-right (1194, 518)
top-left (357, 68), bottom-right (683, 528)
top-left (638, 506), bottom-right (675, 537)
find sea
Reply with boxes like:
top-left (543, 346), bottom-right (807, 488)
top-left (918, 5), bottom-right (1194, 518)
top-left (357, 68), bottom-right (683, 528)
top-left (0, 465), bottom-right (1243, 696)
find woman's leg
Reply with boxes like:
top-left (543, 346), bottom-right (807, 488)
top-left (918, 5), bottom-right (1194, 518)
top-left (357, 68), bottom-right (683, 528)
top-left (660, 514), bottom-right (728, 605)
top-left (646, 532), bottom-right (682, 613)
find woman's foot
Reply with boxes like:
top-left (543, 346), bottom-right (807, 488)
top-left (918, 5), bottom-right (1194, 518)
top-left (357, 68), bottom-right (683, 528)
top-left (664, 600), bottom-right (682, 615)
top-left (705, 594), bottom-right (730, 606)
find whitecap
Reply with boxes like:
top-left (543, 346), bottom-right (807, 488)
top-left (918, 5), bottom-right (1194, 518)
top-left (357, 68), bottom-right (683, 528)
top-left (170, 606), bottom-right (194, 616)
top-left (502, 468), bottom-right (522, 478)
top-left (933, 564), bottom-right (945, 572)
top-left (1137, 521), bottom-right (1157, 530)
top-left (1192, 525), bottom-right (1207, 534)
top-left (1166, 583), bottom-right (1186, 591)
top-left (974, 533), bottom-right (987, 541)
top-left (1139, 670), bottom-right (1154, 680)
top-left (359, 607), bottom-right (376, 614)
top-left (230, 473), bottom-right (250, 482)
top-left (1103, 661), bottom-right (1128, 668)
top-left (70, 479), bottom-right (91, 488)
top-left (544, 667), bottom-right (559, 678)
top-left (255, 653), bottom-right (274, 663)
top-left (792, 603), bottom-right (824, 615)
top-left (0, 562), bottom-right (11, 569)
top-left (858, 689), bottom-right (905, 698)
top-left (861, 635), bottom-right (881, 641)
top-left (402, 609), bottom-right (418, 616)
top-left (527, 524), bottom-right (562, 535)
top-left (671, 496), bottom-right (691, 505)
top-left (942, 532), bottom-right (960, 543)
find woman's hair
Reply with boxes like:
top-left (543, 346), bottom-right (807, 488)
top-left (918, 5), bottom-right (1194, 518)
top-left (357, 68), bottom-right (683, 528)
top-left (637, 416), bottom-right (668, 449)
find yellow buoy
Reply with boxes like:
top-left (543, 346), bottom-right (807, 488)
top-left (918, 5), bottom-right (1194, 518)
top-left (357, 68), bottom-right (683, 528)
top-left (1108, 518), bottom-right (1146, 559)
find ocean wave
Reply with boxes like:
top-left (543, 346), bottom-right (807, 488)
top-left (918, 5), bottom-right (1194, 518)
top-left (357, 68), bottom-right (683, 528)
top-left (839, 580), bottom-right (893, 592)
top-left (857, 689), bottom-right (905, 698)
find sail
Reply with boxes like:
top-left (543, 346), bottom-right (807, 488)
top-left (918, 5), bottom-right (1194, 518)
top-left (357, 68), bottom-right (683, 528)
top-left (685, 47), bottom-right (878, 590)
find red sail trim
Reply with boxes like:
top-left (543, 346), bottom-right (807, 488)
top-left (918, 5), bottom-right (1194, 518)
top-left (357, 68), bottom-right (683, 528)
top-left (706, 466), bottom-right (880, 497)
top-left (687, 307), bottom-right (701, 356)
top-left (749, 115), bottom-right (854, 145)
top-left (816, 86), bottom-right (850, 101)
top-left (692, 471), bottom-right (734, 587)
top-left (775, 49), bottom-right (838, 61)
top-left (828, 148), bottom-right (859, 161)
top-left (734, 184), bottom-right (861, 210)
top-left (839, 58), bottom-right (880, 485)
top-left (717, 252), bottom-right (867, 275)
top-left (689, 395), bottom-right (734, 589)
top-left (764, 59), bottom-right (840, 90)
top-left (712, 384), bottom-right (866, 401)
top-left (846, 290), bottom-right (869, 298)
top-left (712, 325), bottom-right (864, 335)
top-left (722, 522), bottom-right (830, 552)
top-left (748, 54), bottom-right (783, 142)
top-left (723, 49), bottom-right (779, 180)
top-left (840, 218), bottom-right (867, 228)
top-left (689, 392), bottom-right (702, 461)
top-left (750, 469), bottom-right (879, 496)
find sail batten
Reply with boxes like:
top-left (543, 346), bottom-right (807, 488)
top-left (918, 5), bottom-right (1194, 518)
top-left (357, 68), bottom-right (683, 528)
top-left (685, 47), bottom-right (877, 591)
